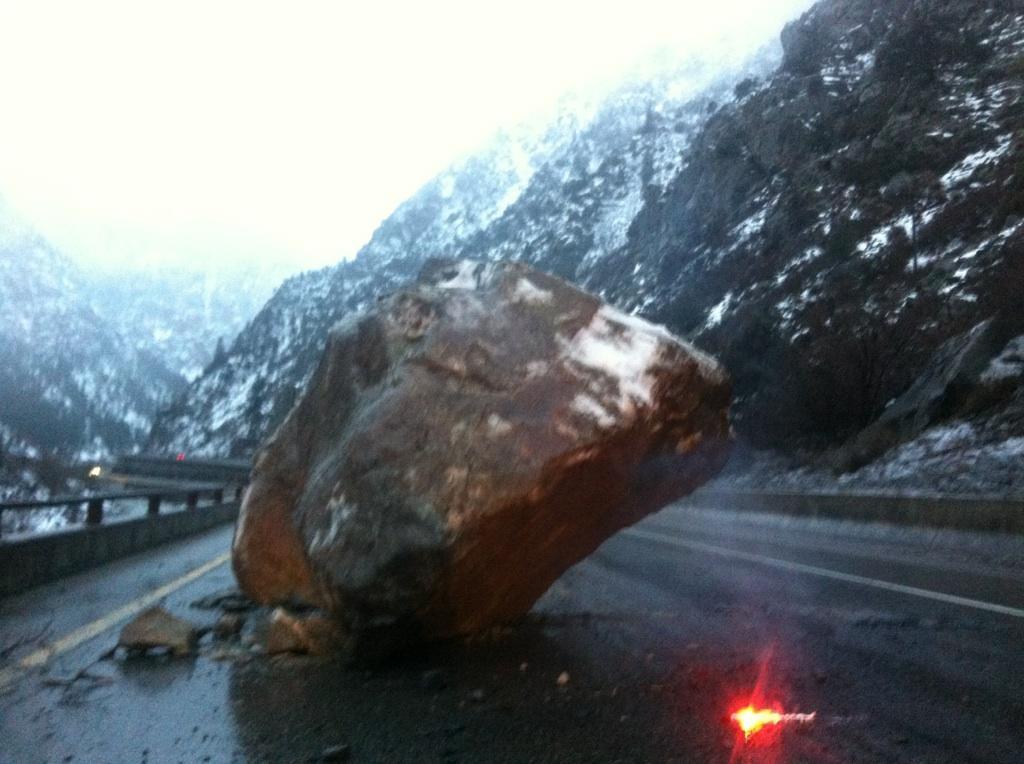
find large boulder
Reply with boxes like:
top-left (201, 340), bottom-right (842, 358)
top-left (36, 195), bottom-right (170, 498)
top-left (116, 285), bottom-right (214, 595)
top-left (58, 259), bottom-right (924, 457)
top-left (232, 260), bottom-right (731, 651)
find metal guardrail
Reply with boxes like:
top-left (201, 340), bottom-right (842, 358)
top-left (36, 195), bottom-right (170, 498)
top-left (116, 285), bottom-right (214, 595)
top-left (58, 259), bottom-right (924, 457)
top-left (0, 483), bottom-right (245, 539)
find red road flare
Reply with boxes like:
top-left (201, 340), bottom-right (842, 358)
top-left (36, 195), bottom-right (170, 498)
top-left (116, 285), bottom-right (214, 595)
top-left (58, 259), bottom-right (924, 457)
top-left (731, 706), bottom-right (816, 740)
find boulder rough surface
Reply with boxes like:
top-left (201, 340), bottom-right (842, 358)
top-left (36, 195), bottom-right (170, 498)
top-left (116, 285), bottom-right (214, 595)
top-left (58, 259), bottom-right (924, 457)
top-left (233, 260), bottom-right (731, 649)
top-left (264, 608), bottom-right (344, 656)
top-left (117, 606), bottom-right (198, 656)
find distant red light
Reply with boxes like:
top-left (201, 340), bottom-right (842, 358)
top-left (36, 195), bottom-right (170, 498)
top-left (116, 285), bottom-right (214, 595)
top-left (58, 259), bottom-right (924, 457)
top-left (176, 452), bottom-right (186, 462)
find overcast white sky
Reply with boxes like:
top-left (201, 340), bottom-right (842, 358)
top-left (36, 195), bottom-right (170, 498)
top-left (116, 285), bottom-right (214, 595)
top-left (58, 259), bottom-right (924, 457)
top-left (0, 0), bottom-right (812, 273)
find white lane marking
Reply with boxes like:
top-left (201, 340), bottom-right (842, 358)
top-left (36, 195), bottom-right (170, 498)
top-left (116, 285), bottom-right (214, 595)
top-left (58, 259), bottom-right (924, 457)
top-left (624, 529), bottom-right (1024, 619)
top-left (644, 515), bottom-right (1024, 584)
top-left (0, 552), bottom-right (231, 691)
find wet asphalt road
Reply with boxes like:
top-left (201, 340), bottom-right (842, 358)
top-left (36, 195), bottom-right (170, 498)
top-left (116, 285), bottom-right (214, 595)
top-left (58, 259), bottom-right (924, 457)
top-left (1, 504), bottom-right (1023, 763)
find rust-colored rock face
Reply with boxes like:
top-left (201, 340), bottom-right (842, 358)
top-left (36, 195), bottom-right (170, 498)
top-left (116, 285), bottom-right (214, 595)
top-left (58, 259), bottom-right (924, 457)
top-left (118, 607), bottom-right (198, 656)
top-left (233, 260), bottom-right (731, 648)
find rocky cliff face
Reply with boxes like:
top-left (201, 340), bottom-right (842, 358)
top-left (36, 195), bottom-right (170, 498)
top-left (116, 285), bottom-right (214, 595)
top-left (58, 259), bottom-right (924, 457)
top-left (569, 0), bottom-right (1022, 446)
top-left (154, 0), bottom-right (1024, 480)
top-left (591, 0), bottom-right (1024, 447)
top-left (0, 202), bottom-right (186, 458)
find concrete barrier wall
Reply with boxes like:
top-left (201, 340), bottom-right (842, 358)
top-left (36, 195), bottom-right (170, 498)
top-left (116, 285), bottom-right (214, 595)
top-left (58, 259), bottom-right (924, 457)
top-left (686, 489), bottom-right (1024, 534)
top-left (3, 489), bottom-right (1020, 599)
top-left (0, 503), bottom-right (238, 598)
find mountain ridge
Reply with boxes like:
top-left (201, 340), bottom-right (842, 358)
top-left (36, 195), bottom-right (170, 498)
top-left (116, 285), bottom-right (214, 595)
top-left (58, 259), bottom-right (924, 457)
top-left (149, 51), bottom-right (776, 455)
top-left (152, 0), bottom-right (1024, 495)
top-left (0, 199), bottom-right (290, 466)
top-left (0, 200), bottom-right (184, 458)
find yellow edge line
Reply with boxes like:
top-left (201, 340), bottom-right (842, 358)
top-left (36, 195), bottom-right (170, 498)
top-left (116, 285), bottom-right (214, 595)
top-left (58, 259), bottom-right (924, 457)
top-left (0, 551), bottom-right (231, 691)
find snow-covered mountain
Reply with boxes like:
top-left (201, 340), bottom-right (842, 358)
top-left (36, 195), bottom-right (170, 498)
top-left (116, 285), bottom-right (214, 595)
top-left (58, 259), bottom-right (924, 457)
top-left (0, 192), bottom-right (295, 474)
top-left (87, 261), bottom-right (294, 382)
top-left (0, 201), bottom-right (185, 458)
top-left (154, 0), bottom-right (1023, 494)
top-left (150, 52), bottom-right (774, 456)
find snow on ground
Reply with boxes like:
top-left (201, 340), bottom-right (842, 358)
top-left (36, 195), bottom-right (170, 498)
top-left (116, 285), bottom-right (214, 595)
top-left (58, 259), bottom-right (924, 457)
top-left (821, 49), bottom-right (875, 88)
top-left (704, 292), bottom-right (734, 329)
top-left (208, 371), bottom-right (256, 433)
top-left (841, 425), bottom-right (1024, 495)
top-left (941, 134), bottom-right (1014, 189)
top-left (732, 206), bottom-right (769, 243)
top-left (718, 415), bottom-right (1024, 498)
top-left (857, 225), bottom-right (893, 257)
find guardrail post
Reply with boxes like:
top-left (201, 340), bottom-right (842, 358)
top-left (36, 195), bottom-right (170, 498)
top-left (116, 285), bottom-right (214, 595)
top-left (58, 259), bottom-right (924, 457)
top-left (187, 492), bottom-right (199, 510)
top-left (86, 498), bottom-right (104, 526)
top-left (213, 489), bottom-right (224, 504)
top-left (234, 485), bottom-right (244, 501)
top-left (147, 495), bottom-right (161, 516)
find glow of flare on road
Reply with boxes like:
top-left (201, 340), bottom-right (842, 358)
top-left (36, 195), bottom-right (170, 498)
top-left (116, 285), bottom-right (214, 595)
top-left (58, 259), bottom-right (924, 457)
top-left (731, 705), bottom-right (816, 740)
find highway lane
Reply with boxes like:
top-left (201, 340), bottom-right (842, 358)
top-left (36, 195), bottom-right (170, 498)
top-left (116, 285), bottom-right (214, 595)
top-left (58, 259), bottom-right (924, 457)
top-left (1, 504), bottom-right (1022, 762)
top-left (0, 524), bottom-right (237, 691)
